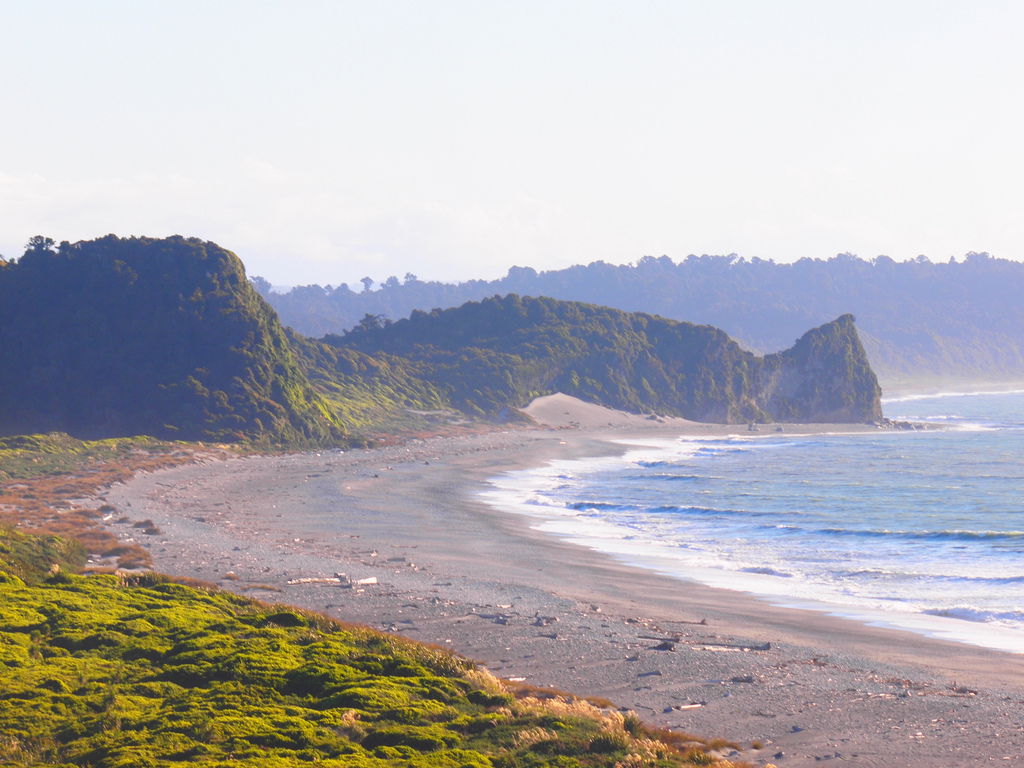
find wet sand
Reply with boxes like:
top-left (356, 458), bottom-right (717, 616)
top-left (98, 407), bottom-right (1024, 767)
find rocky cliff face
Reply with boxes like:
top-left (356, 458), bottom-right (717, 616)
top-left (758, 314), bottom-right (883, 422)
top-left (334, 295), bottom-right (884, 424)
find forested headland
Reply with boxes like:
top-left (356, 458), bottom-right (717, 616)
top-left (256, 252), bottom-right (1024, 386)
top-left (0, 236), bottom-right (881, 446)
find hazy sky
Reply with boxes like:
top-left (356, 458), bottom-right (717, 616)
top-left (3, 1), bottom-right (1023, 286)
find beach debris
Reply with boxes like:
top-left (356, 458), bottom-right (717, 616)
top-left (664, 702), bottom-right (704, 711)
top-left (532, 614), bottom-right (558, 627)
top-left (638, 634), bottom-right (683, 651)
top-left (949, 682), bottom-right (978, 696)
top-left (475, 610), bottom-right (514, 625)
top-left (286, 575), bottom-right (347, 585)
top-left (700, 640), bottom-right (771, 652)
top-left (283, 572), bottom-right (375, 587)
top-left (637, 670), bottom-right (662, 677)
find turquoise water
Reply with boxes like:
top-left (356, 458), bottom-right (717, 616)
top-left (481, 391), bottom-right (1024, 653)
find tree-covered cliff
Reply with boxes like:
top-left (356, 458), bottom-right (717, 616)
top-left (0, 237), bottom-right (882, 444)
top-left (258, 252), bottom-right (1024, 385)
top-left (331, 296), bottom-right (882, 423)
top-left (0, 236), bottom-right (343, 444)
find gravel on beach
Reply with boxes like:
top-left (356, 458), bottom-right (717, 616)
top-left (97, 425), bottom-right (1024, 768)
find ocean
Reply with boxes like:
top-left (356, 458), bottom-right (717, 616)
top-left (481, 391), bottom-right (1024, 654)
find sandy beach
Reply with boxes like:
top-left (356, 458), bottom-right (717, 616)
top-left (96, 397), bottom-right (1024, 767)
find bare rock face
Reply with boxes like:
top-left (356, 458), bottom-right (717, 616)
top-left (758, 314), bottom-right (883, 423)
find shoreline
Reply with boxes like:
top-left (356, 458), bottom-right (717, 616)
top-left (482, 433), bottom-right (1024, 657)
top-left (97, 415), bottom-right (1024, 767)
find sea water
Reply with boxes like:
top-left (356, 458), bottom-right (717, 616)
top-left (480, 391), bottom-right (1024, 653)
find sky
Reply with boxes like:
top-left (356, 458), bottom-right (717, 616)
top-left (2, 1), bottom-right (1023, 287)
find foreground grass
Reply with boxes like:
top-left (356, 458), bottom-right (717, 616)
top-left (0, 534), bottom-right (739, 768)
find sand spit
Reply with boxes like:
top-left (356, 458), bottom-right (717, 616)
top-left (98, 405), bottom-right (1024, 768)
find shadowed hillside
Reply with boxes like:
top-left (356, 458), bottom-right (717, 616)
top-left (0, 236), bottom-right (343, 444)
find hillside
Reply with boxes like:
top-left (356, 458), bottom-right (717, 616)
top-left (0, 529), bottom-right (738, 768)
top-left (258, 252), bottom-right (1024, 385)
top-left (0, 236), bottom-right (343, 445)
top-left (0, 236), bottom-right (882, 445)
top-left (330, 295), bottom-right (882, 423)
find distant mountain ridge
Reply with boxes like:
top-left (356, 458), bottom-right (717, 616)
top-left (256, 252), bottom-right (1024, 385)
top-left (0, 236), bottom-right (882, 444)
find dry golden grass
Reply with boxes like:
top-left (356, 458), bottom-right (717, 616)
top-left (0, 447), bottom-right (211, 570)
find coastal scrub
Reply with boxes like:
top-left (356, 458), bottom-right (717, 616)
top-left (0, 533), bottom-right (740, 768)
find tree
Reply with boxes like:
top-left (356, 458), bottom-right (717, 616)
top-left (25, 235), bottom-right (55, 253)
top-left (360, 276), bottom-right (374, 293)
top-left (249, 275), bottom-right (273, 296)
top-left (353, 313), bottom-right (390, 332)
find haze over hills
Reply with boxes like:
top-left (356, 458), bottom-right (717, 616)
top-left (255, 252), bottom-right (1024, 387)
top-left (0, 236), bottom-right (881, 444)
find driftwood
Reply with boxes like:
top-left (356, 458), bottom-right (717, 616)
top-left (700, 641), bottom-right (771, 652)
top-left (285, 573), bottom-right (377, 587)
top-left (637, 634), bottom-right (771, 652)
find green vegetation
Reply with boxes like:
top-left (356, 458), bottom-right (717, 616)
top-left (0, 236), bottom-right (882, 447)
top-left (259, 251), bottom-right (1024, 385)
top-left (331, 295), bottom-right (882, 423)
top-left (761, 314), bottom-right (883, 423)
top-left (0, 236), bottom-right (343, 446)
top-left (287, 331), bottom-right (448, 441)
top-left (0, 433), bottom-right (202, 573)
top-left (0, 433), bottom-right (180, 482)
top-left (0, 531), bottom-right (738, 768)
top-left (0, 526), bottom-right (86, 584)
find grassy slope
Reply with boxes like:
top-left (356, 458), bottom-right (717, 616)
top-left (0, 433), bottom-right (182, 483)
top-left (0, 539), bottom-right (740, 768)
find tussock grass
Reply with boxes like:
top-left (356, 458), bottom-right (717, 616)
top-left (0, 433), bottom-right (216, 571)
top-left (0, 528), bottom-right (744, 768)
